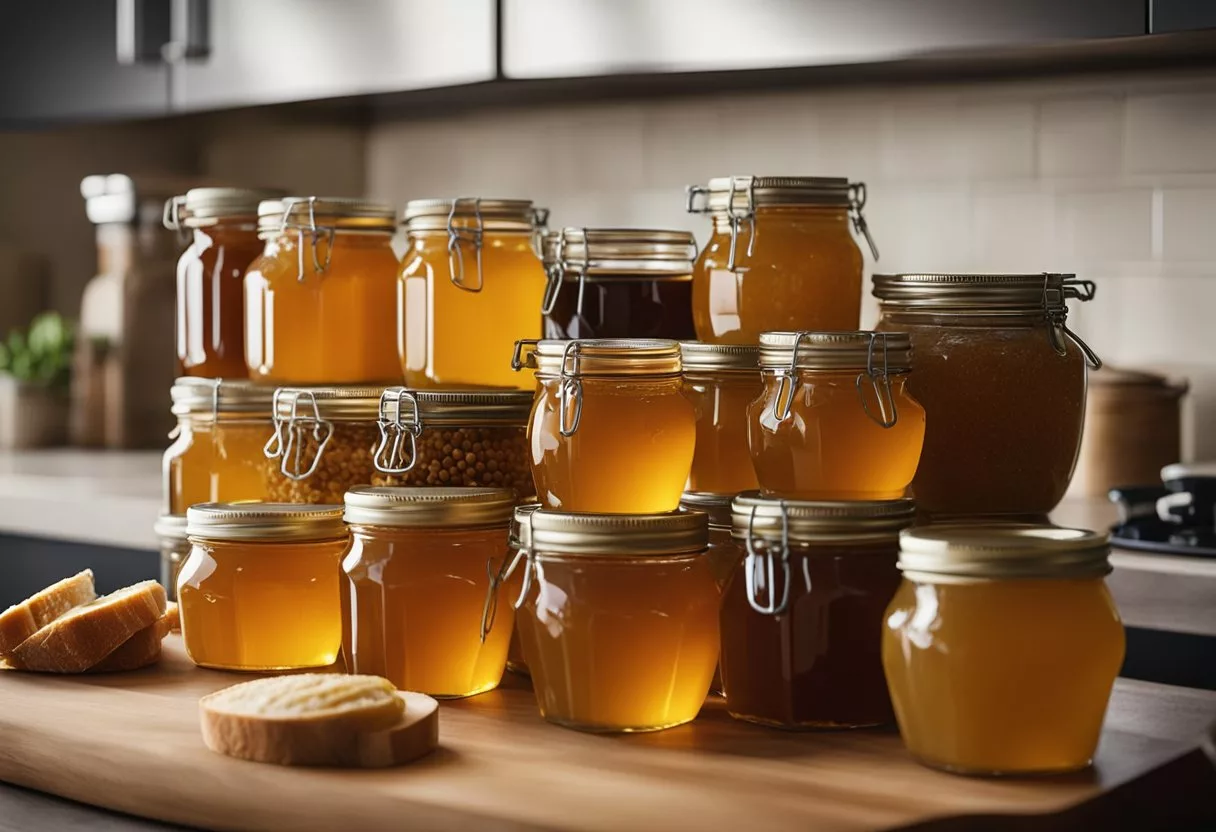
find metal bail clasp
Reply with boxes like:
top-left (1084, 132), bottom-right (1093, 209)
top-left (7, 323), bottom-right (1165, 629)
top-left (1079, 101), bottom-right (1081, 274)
top-left (558, 340), bottom-right (585, 436)
top-left (540, 231), bottom-right (567, 316)
top-left (771, 331), bottom-right (809, 422)
top-left (373, 388), bottom-right (423, 475)
top-left (278, 390), bottom-right (333, 482)
top-left (856, 332), bottom-right (898, 429)
top-left (447, 197), bottom-right (485, 292)
top-left (849, 182), bottom-right (880, 260)
top-left (744, 503), bottom-right (791, 616)
top-left (530, 206), bottom-right (550, 260)
top-left (480, 547), bottom-right (528, 643)
top-left (725, 176), bottom-right (757, 272)
top-left (1045, 276), bottom-right (1103, 369)
top-left (162, 195), bottom-right (190, 243)
top-left (281, 197), bottom-right (335, 283)
top-left (511, 339), bottom-right (540, 372)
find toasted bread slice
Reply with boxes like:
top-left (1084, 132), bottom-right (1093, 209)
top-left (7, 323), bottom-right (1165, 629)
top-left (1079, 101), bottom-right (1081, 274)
top-left (7, 581), bottom-right (167, 673)
top-left (0, 570), bottom-right (96, 656)
top-left (88, 603), bottom-right (179, 674)
top-left (200, 674), bottom-right (438, 767)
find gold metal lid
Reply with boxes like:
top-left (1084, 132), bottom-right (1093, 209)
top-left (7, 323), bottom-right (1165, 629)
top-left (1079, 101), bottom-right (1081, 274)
top-left (898, 524), bottom-right (1112, 581)
top-left (270, 386), bottom-right (533, 424)
top-left (153, 513), bottom-right (189, 541)
top-left (170, 377), bottom-right (276, 417)
top-left (541, 228), bottom-right (695, 279)
top-left (512, 338), bottom-right (682, 378)
top-left (271, 386), bottom-right (386, 422)
top-left (758, 331), bottom-right (913, 373)
top-left (680, 491), bottom-right (736, 530)
top-left (402, 198), bottom-right (543, 232)
top-left (256, 197), bottom-right (396, 235)
top-left (731, 493), bottom-right (916, 546)
top-left (186, 503), bottom-right (347, 542)
top-left (687, 176), bottom-right (854, 212)
top-left (164, 187), bottom-right (285, 230)
top-left (680, 342), bottom-right (761, 374)
top-left (519, 506), bottom-right (709, 557)
top-left (344, 486), bottom-right (515, 528)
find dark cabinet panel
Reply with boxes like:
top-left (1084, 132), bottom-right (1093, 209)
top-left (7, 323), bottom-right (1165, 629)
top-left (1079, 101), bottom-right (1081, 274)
top-left (1151, 0), bottom-right (1216, 32)
top-left (502, 0), bottom-right (1148, 78)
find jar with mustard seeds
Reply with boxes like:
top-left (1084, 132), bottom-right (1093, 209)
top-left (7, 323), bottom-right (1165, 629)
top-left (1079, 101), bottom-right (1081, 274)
top-left (342, 486), bottom-right (517, 698)
top-left (245, 197), bottom-right (400, 384)
top-left (162, 377), bottom-right (277, 514)
top-left (493, 506), bottom-right (720, 733)
top-left (873, 273), bottom-right (1101, 521)
top-left (513, 339), bottom-right (696, 513)
top-left (400, 198), bottom-right (548, 389)
top-left (686, 176), bottom-right (877, 343)
top-left (180, 503), bottom-right (348, 671)
top-left (722, 493), bottom-right (913, 730)
top-left (681, 342), bottom-right (762, 494)
top-left (164, 187), bottom-right (284, 378)
top-left (883, 525), bottom-right (1124, 775)
top-left (750, 331), bottom-right (925, 501)
top-left (541, 227), bottom-right (697, 340)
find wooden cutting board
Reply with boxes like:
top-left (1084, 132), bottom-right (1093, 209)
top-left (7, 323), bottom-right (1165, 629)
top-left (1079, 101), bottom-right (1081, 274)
top-left (0, 637), bottom-right (1205, 832)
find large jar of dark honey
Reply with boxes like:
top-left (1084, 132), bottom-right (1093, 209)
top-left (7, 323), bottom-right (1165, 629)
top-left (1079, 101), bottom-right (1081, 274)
top-left (874, 273), bottom-right (1101, 521)
top-left (686, 176), bottom-right (877, 343)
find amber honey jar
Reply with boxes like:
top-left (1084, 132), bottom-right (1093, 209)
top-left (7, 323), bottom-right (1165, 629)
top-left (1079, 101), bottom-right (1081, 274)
top-left (400, 198), bottom-right (548, 389)
top-left (245, 197), bottom-right (400, 384)
top-left (884, 525), bottom-right (1124, 775)
top-left (342, 486), bottom-right (516, 698)
top-left (722, 493), bottom-right (912, 730)
top-left (681, 342), bottom-right (762, 494)
top-left (680, 490), bottom-right (742, 697)
top-left (513, 339), bottom-right (695, 513)
top-left (164, 187), bottom-right (284, 378)
top-left (874, 273), bottom-right (1102, 521)
top-left (153, 513), bottom-right (188, 602)
top-left (180, 503), bottom-right (348, 671)
top-left (750, 331), bottom-right (925, 500)
top-left (162, 377), bottom-right (276, 514)
top-left (495, 506), bottom-right (719, 732)
top-left (686, 176), bottom-right (877, 343)
top-left (541, 227), bottom-right (696, 340)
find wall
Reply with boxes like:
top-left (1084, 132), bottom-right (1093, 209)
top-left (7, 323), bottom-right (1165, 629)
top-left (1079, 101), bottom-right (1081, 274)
top-left (365, 67), bottom-right (1216, 457)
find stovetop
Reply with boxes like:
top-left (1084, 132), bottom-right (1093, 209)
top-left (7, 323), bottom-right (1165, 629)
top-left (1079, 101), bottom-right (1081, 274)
top-left (1109, 465), bottom-right (1216, 558)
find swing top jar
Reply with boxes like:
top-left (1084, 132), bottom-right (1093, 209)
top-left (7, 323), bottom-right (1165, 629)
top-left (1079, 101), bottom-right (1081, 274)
top-left (750, 331), bottom-right (926, 500)
top-left (686, 176), bottom-right (877, 344)
top-left (513, 338), bottom-right (695, 513)
top-left (541, 227), bottom-right (696, 341)
top-left (874, 273), bottom-right (1101, 521)
top-left (164, 187), bottom-right (284, 378)
top-left (883, 525), bottom-right (1124, 775)
top-left (401, 198), bottom-right (548, 390)
top-left (245, 197), bottom-right (400, 385)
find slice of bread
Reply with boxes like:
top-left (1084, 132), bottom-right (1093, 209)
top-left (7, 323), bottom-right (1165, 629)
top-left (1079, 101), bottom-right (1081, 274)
top-left (0, 570), bottom-right (96, 656)
top-left (7, 581), bottom-right (167, 673)
top-left (200, 675), bottom-right (439, 768)
top-left (88, 603), bottom-right (179, 674)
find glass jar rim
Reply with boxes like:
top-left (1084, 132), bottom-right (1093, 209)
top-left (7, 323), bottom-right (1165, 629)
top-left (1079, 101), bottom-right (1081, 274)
top-left (731, 493), bottom-right (915, 546)
top-left (344, 486), bottom-right (515, 528)
top-left (898, 524), bottom-right (1112, 580)
top-left (680, 342), bottom-right (760, 373)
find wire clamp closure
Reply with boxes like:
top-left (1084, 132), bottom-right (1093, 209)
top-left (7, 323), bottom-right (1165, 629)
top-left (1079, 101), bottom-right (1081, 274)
top-left (264, 389), bottom-right (333, 481)
top-left (447, 197), bottom-right (485, 292)
top-left (1044, 275), bottom-right (1102, 369)
top-left (373, 388), bottom-right (423, 474)
top-left (744, 502), bottom-right (791, 616)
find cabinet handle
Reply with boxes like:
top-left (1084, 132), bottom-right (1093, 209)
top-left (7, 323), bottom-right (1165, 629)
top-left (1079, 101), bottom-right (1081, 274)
top-left (115, 0), bottom-right (171, 64)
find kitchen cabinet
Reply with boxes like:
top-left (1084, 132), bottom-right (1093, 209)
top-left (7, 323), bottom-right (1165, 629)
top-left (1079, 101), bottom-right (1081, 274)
top-left (501, 0), bottom-right (1148, 78)
top-left (170, 0), bottom-right (496, 111)
top-left (1150, 0), bottom-right (1216, 33)
top-left (0, 1), bottom-right (170, 124)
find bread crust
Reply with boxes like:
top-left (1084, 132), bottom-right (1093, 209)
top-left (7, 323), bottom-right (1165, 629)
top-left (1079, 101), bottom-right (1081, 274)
top-left (0, 570), bottom-right (96, 656)
top-left (88, 604), bottom-right (179, 674)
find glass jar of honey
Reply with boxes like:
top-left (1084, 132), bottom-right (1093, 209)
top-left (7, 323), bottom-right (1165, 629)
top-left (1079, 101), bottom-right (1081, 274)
top-left (153, 513), bottom-right (188, 602)
top-left (342, 486), bottom-right (517, 698)
top-left (679, 490), bottom-right (743, 587)
top-left (162, 377), bottom-right (276, 514)
top-left (496, 506), bottom-right (719, 732)
top-left (541, 228), bottom-right (697, 340)
top-left (883, 525), bottom-right (1124, 775)
top-left (722, 493), bottom-right (913, 729)
top-left (750, 331), bottom-right (925, 500)
top-left (512, 339), bottom-right (695, 513)
top-left (686, 176), bottom-right (877, 343)
top-left (180, 503), bottom-right (348, 670)
top-left (400, 198), bottom-right (547, 389)
top-left (681, 342), bottom-right (761, 493)
top-left (874, 273), bottom-right (1102, 521)
top-left (164, 187), bottom-right (283, 378)
top-left (245, 197), bottom-right (400, 384)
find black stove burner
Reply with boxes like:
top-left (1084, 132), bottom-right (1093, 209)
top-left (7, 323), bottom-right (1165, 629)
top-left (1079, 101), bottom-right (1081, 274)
top-left (1109, 481), bottom-right (1216, 558)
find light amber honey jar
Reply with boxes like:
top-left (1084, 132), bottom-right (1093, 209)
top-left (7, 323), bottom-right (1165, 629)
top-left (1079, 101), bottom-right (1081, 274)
top-left (180, 503), bottom-right (348, 671)
top-left (342, 486), bottom-right (517, 698)
top-left (680, 342), bottom-right (762, 494)
top-left (686, 176), bottom-right (877, 343)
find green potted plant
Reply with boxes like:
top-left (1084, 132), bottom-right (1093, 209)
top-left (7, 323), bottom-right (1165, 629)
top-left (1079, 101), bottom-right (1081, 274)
top-left (0, 312), bottom-right (74, 448)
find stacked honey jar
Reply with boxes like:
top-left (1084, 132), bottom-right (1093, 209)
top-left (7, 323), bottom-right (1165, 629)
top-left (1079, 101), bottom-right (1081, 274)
top-left (154, 177), bottom-right (1125, 778)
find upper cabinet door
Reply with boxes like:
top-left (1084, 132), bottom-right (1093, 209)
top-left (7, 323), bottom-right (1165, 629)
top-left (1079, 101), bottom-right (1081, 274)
top-left (0, 1), bottom-right (170, 124)
top-left (502, 0), bottom-right (1147, 78)
top-left (1150, 0), bottom-right (1216, 32)
top-left (171, 0), bottom-right (497, 111)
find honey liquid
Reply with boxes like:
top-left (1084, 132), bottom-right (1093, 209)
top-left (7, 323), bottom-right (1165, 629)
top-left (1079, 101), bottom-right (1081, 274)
top-left (177, 224), bottom-right (261, 378)
top-left (685, 374), bottom-right (761, 493)
top-left (165, 420), bottom-right (272, 514)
